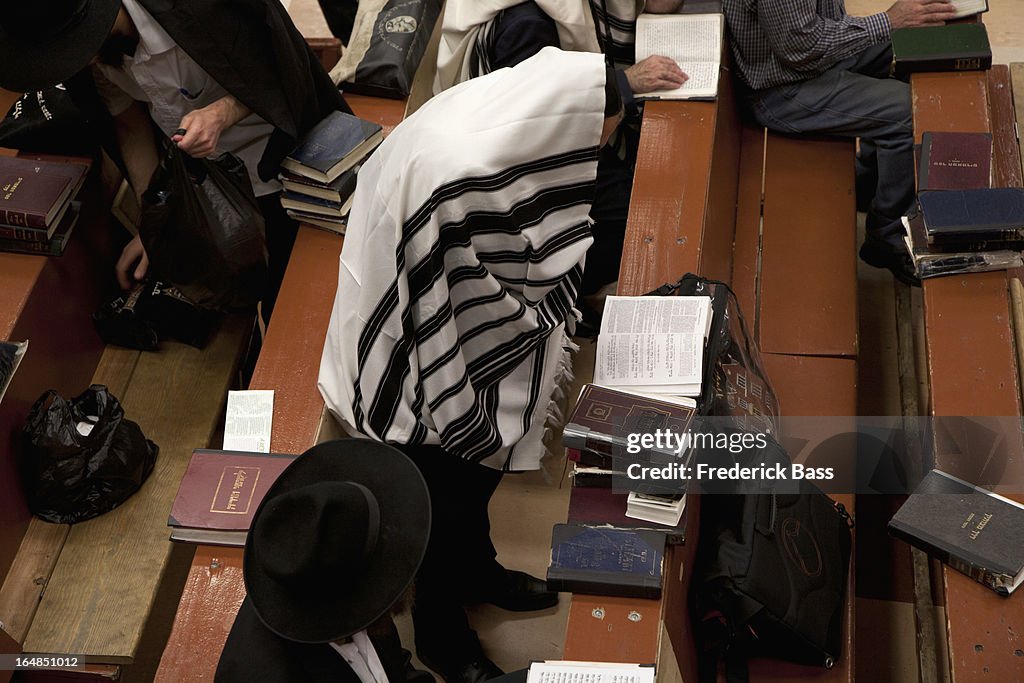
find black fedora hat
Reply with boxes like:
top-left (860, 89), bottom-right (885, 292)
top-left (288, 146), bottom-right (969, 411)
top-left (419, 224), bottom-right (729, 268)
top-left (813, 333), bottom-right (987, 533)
top-left (244, 439), bottom-right (431, 644)
top-left (0, 0), bottom-right (122, 92)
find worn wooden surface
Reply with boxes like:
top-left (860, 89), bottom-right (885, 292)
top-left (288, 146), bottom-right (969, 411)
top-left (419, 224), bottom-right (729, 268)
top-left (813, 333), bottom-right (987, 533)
top-left (563, 593), bottom-right (663, 664)
top-left (731, 124), bottom-right (767, 337)
top-left (1012, 63), bottom-right (1024, 180)
top-left (0, 520), bottom-right (70, 646)
top-left (912, 70), bottom-right (1024, 683)
top-left (23, 315), bottom-right (251, 661)
top-left (758, 134), bottom-right (857, 357)
top-left (987, 66), bottom-right (1023, 189)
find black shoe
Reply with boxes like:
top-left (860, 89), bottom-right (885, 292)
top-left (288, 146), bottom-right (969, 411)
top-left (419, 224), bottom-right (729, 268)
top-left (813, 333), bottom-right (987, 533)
top-left (486, 570), bottom-right (559, 612)
top-left (859, 241), bottom-right (921, 287)
top-left (417, 650), bottom-right (504, 683)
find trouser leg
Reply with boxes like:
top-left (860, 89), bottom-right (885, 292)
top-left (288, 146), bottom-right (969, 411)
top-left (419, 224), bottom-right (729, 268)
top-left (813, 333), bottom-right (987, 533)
top-left (486, 2), bottom-right (560, 72)
top-left (257, 193), bottom-right (300, 325)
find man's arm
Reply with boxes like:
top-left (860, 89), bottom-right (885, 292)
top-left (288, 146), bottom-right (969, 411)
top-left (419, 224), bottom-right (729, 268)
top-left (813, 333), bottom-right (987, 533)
top-left (110, 100), bottom-right (159, 289)
top-left (757, 0), bottom-right (957, 76)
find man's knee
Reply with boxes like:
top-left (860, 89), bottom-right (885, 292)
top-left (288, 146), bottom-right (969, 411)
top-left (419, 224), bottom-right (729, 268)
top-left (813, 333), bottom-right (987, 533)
top-left (490, 1), bottom-right (559, 70)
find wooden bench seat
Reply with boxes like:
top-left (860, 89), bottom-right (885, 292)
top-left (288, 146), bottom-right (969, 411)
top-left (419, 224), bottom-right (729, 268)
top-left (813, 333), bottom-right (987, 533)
top-left (910, 66), bottom-right (1024, 682)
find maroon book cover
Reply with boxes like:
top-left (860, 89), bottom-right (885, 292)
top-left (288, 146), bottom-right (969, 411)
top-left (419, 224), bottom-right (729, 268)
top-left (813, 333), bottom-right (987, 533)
top-left (563, 384), bottom-right (697, 457)
top-left (567, 486), bottom-right (685, 544)
top-left (168, 449), bottom-right (298, 531)
top-left (0, 157), bottom-right (87, 232)
top-left (918, 131), bottom-right (992, 191)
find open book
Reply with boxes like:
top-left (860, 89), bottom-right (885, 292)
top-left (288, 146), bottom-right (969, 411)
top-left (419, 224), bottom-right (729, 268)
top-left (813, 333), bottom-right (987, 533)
top-left (528, 661), bottom-right (655, 683)
top-left (594, 295), bottom-right (713, 396)
top-left (634, 13), bottom-right (724, 100)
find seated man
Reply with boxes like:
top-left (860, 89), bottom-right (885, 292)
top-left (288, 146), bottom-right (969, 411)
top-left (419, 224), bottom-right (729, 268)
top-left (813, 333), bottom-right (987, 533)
top-left (436, 1), bottom-right (687, 299)
top-left (0, 0), bottom-right (348, 320)
top-left (319, 48), bottom-right (624, 683)
top-left (216, 439), bottom-right (434, 683)
top-left (721, 0), bottom-right (957, 285)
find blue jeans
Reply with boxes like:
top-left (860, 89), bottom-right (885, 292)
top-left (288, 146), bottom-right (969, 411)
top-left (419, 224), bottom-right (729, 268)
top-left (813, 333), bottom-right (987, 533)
top-left (746, 43), bottom-right (914, 251)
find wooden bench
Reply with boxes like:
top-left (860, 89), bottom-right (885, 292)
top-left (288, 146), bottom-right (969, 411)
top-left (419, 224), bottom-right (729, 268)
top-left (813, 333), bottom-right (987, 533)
top-left (560, 66), bottom-right (860, 682)
top-left (908, 64), bottom-right (1024, 683)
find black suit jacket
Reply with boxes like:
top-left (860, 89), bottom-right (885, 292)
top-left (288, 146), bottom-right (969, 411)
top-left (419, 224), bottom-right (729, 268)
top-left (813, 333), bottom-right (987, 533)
top-left (216, 598), bottom-right (416, 683)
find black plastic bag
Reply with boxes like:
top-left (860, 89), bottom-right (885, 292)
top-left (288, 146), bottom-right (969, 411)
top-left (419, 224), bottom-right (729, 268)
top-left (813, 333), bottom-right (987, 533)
top-left (140, 142), bottom-right (267, 311)
top-left (336, 0), bottom-right (442, 99)
top-left (21, 385), bottom-right (159, 524)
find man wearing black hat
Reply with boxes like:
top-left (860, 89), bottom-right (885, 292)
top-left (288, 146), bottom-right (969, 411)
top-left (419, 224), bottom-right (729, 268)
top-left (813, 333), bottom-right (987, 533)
top-left (0, 0), bottom-right (349, 319)
top-left (216, 439), bottom-right (435, 683)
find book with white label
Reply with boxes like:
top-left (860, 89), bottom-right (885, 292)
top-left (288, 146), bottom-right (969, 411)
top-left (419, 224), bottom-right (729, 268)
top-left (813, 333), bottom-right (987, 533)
top-left (634, 13), bottom-right (724, 100)
top-left (594, 295), bottom-right (713, 396)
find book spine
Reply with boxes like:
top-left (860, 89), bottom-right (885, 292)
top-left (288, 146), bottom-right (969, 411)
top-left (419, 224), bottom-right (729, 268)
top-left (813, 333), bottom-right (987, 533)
top-left (0, 234), bottom-right (62, 255)
top-left (546, 569), bottom-right (662, 600)
top-left (897, 54), bottom-right (992, 80)
top-left (889, 522), bottom-right (1014, 595)
top-left (0, 221), bottom-right (49, 241)
top-left (0, 208), bottom-right (47, 230)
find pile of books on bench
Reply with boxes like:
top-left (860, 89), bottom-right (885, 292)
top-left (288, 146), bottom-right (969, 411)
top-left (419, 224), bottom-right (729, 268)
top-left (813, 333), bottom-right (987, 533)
top-left (0, 156), bottom-right (88, 256)
top-left (279, 111), bottom-right (383, 234)
top-left (904, 131), bottom-right (1024, 278)
top-left (547, 294), bottom-right (713, 600)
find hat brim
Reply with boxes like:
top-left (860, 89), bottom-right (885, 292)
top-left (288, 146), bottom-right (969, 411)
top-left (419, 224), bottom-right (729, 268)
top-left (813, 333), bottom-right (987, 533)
top-left (244, 439), bottom-right (431, 644)
top-left (0, 0), bottom-right (121, 93)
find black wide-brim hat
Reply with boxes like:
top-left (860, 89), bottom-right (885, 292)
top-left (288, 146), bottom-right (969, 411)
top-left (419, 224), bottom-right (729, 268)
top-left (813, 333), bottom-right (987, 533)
top-left (244, 439), bottom-right (431, 644)
top-left (0, 0), bottom-right (122, 93)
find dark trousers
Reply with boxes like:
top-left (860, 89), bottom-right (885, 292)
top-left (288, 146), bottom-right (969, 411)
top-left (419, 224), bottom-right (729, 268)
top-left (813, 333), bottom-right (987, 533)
top-left (396, 444), bottom-right (506, 658)
top-left (256, 193), bottom-right (300, 324)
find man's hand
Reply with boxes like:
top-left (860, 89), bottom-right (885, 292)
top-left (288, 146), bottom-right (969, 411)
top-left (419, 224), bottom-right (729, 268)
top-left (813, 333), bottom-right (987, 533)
top-left (116, 234), bottom-right (150, 290)
top-left (887, 0), bottom-right (958, 28)
top-left (625, 56), bottom-right (688, 93)
top-left (172, 95), bottom-right (251, 158)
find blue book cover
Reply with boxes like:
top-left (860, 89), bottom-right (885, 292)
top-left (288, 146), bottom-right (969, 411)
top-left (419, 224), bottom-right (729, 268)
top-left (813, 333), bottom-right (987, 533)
top-left (282, 111), bottom-right (383, 183)
top-left (546, 523), bottom-right (665, 599)
top-left (920, 188), bottom-right (1024, 240)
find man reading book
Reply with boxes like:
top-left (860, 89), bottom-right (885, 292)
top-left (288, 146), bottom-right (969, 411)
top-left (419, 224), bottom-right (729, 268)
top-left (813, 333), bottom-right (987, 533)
top-left (0, 0), bottom-right (350, 319)
top-left (721, 0), bottom-right (958, 286)
top-left (434, 1), bottom-right (687, 301)
top-left (319, 48), bottom-right (623, 683)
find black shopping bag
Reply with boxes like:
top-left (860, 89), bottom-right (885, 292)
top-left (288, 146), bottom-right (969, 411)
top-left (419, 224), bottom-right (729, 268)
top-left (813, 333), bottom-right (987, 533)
top-left (21, 385), bottom-right (159, 524)
top-left (140, 142), bottom-right (267, 311)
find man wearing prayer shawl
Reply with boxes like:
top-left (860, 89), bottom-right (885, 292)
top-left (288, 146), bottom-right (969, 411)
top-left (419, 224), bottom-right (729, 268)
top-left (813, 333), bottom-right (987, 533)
top-left (319, 47), bottom-right (621, 683)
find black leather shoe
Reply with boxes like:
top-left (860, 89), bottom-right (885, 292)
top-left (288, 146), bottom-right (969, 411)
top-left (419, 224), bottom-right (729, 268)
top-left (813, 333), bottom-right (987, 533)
top-left (417, 651), bottom-right (504, 683)
top-left (859, 241), bottom-right (921, 287)
top-left (487, 570), bottom-right (559, 612)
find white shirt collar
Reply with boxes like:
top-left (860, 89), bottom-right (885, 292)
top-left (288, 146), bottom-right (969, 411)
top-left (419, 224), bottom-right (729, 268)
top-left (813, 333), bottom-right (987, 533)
top-left (329, 630), bottom-right (390, 683)
top-left (120, 0), bottom-right (177, 62)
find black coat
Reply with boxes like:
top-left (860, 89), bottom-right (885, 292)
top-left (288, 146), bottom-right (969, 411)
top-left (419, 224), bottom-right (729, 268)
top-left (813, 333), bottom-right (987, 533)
top-left (216, 599), bottom-right (421, 683)
top-left (87, 0), bottom-right (351, 181)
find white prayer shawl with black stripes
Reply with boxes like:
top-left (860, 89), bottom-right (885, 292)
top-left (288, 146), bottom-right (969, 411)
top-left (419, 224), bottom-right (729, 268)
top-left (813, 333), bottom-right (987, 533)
top-left (319, 48), bottom-right (606, 471)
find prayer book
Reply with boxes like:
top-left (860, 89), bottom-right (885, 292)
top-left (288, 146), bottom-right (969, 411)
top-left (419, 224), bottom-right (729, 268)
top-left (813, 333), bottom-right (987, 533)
top-left (892, 24), bottom-right (992, 80)
top-left (634, 13), bottom-right (724, 100)
top-left (546, 523), bottom-right (665, 599)
top-left (593, 295), bottom-right (713, 396)
top-left (527, 661), bottom-right (654, 683)
top-left (0, 201), bottom-right (81, 256)
top-left (917, 131), bottom-right (992, 191)
top-left (902, 213), bottom-right (1022, 280)
top-left (626, 491), bottom-right (685, 527)
top-left (950, 0), bottom-right (988, 19)
top-left (281, 111), bottom-right (383, 183)
top-left (280, 191), bottom-right (353, 218)
top-left (0, 340), bottom-right (27, 406)
top-left (284, 208), bottom-right (347, 235)
top-left (0, 156), bottom-right (87, 235)
top-left (280, 165), bottom-right (360, 203)
top-left (168, 449), bottom-right (298, 546)
top-left (918, 188), bottom-right (1024, 243)
top-left (566, 485), bottom-right (687, 544)
top-left (889, 469), bottom-right (1024, 595)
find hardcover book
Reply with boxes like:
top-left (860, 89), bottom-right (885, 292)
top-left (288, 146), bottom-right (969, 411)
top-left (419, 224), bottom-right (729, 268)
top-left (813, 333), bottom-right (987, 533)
top-left (902, 213), bottom-right (1023, 279)
top-left (546, 523), bottom-right (666, 599)
top-left (567, 486), bottom-right (686, 544)
top-left (889, 469), bottom-right (1024, 595)
top-left (284, 208), bottom-right (347, 235)
top-left (919, 188), bottom-right (1024, 242)
top-left (949, 0), bottom-right (988, 19)
top-left (281, 165), bottom-right (359, 203)
top-left (0, 157), bottom-right (87, 233)
top-left (168, 449), bottom-right (298, 546)
top-left (0, 201), bottom-right (81, 256)
top-left (634, 13), bottom-right (723, 100)
top-left (280, 191), bottom-right (353, 218)
top-left (892, 23), bottom-right (992, 80)
top-left (563, 384), bottom-right (697, 460)
top-left (281, 111), bottom-right (383, 183)
top-left (918, 131), bottom-right (992, 191)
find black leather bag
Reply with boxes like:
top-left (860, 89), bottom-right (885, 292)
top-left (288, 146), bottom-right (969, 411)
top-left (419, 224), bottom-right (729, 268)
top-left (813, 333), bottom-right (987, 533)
top-left (693, 435), bottom-right (853, 681)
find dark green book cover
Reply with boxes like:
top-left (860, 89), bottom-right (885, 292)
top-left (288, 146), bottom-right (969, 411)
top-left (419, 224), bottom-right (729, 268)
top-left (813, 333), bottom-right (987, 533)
top-left (888, 469), bottom-right (1024, 595)
top-left (892, 23), bottom-right (992, 80)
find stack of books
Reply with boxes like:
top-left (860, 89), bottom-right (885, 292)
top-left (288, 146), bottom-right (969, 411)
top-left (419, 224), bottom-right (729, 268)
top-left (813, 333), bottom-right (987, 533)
top-left (0, 156), bottom-right (88, 256)
top-left (904, 132), bottom-right (1024, 279)
top-left (904, 187), bottom-right (1024, 279)
top-left (279, 111), bottom-right (383, 234)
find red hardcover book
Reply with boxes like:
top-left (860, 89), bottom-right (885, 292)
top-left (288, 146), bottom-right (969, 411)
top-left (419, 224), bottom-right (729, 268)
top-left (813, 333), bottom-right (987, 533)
top-left (567, 486), bottom-right (685, 544)
top-left (0, 157), bottom-right (87, 234)
top-left (918, 131), bottom-right (992, 191)
top-left (168, 449), bottom-right (298, 546)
